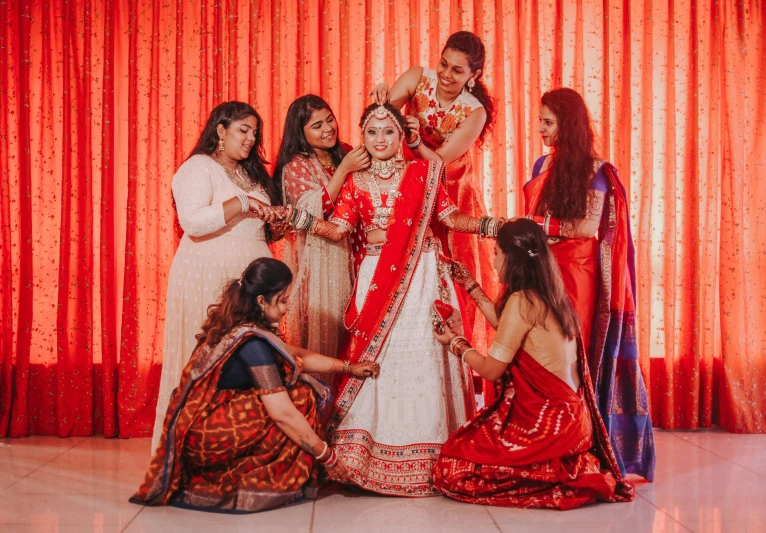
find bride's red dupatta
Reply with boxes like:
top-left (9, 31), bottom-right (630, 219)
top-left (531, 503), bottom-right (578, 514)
top-left (325, 160), bottom-right (445, 434)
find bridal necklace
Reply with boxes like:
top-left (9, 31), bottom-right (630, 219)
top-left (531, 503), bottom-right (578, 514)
top-left (369, 167), bottom-right (402, 230)
top-left (369, 158), bottom-right (404, 181)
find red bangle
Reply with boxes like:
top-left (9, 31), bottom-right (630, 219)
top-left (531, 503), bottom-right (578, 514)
top-left (320, 448), bottom-right (338, 467)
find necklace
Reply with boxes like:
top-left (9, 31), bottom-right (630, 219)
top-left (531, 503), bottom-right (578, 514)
top-left (222, 165), bottom-right (257, 192)
top-left (369, 158), bottom-right (404, 181)
top-left (368, 170), bottom-right (401, 230)
top-left (314, 152), bottom-right (334, 169)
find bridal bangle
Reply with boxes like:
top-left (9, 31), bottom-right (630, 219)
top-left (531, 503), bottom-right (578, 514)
top-left (479, 216), bottom-right (504, 238)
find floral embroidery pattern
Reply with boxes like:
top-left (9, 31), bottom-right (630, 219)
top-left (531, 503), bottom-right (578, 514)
top-left (411, 72), bottom-right (477, 139)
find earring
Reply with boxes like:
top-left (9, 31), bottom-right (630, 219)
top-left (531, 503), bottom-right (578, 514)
top-left (218, 138), bottom-right (225, 152)
top-left (467, 78), bottom-right (476, 92)
top-left (395, 144), bottom-right (405, 163)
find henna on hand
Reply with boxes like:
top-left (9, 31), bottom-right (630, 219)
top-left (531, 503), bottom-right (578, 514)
top-left (450, 260), bottom-right (476, 288)
top-left (310, 220), bottom-right (351, 242)
top-left (468, 284), bottom-right (493, 307)
top-left (324, 456), bottom-right (350, 483)
top-left (350, 362), bottom-right (380, 378)
top-left (446, 213), bottom-right (481, 234)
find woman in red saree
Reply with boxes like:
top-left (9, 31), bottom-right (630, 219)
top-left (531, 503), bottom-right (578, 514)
top-left (370, 32), bottom-right (498, 393)
top-left (432, 219), bottom-right (635, 509)
top-left (273, 95), bottom-right (370, 364)
top-left (273, 103), bottom-right (505, 496)
top-left (131, 258), bottom-right (379, 513)
top-left (523, 88), bottom-right (655, 481)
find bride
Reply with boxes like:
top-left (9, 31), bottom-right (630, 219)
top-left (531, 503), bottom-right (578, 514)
top-left (269, 103), bottom-right (504, 496)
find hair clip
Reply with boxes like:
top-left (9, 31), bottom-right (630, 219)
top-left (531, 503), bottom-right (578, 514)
top-left (527, 249), bottom-right (539, 258)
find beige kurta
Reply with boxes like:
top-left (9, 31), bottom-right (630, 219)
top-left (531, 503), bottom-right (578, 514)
top-left (151, 154), bottom-right (272, 453)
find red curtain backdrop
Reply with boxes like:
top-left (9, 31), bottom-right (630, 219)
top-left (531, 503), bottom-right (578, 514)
top-left (1, 0), bottom-right (764, 438)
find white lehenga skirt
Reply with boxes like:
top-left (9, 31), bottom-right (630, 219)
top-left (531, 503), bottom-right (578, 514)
top-left (331, 247), bottom-right (475, 496)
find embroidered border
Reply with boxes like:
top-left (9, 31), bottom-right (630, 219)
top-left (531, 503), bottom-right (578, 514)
top-left (331, 429), bottom-right (441, 497)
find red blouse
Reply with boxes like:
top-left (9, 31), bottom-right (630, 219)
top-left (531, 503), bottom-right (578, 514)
top-left (330, 168), bottom-right (457, 233)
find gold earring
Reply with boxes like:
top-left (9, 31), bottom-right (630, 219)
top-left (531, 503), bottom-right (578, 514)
top-left (218, 138), bottom-right (225, 152)
top-left (467, 78), bottom-right (476, 92)
top-left (395, 144), bottom-right (405, 162)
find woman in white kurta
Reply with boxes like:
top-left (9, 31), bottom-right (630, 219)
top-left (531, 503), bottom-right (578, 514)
top-left (151, 102), bottom-right (281, 452)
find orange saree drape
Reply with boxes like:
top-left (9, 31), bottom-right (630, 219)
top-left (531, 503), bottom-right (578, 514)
top-left (1, 0), bottom-right (764, 437)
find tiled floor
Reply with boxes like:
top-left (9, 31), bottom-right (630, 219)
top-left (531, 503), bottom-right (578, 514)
top-left (1, 429), bottom-right (764, 532)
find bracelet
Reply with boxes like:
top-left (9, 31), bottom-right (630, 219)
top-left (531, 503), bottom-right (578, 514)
top-left (288, 209), bottom-right (315, 232)
top-left (237, 194), bottom-right (249, 214)
top-left (316, 441), bottom-right (330, 462)
top-left (342, 360), bottom-right (350, 374)
top-left (478, 217), bottom-right (489, 237)
top-left (320, 448), bottom-right (338, 467)
top-left (461, 347), bottom-right (480, 359)
top-left (406, 136), bottom-right (423, 150)
top-left (448, 335), bottom-right (468, 356)
top-left (465, 282), bottom-right (479, 293)
top-left (543, 213), bottom-right (551, 235)
top-left (288, 207), bottom-right (300, 226)
top-left (479, 216), bottom-right (504, 238)
top-left (454, 339), bottom-right (471, 357)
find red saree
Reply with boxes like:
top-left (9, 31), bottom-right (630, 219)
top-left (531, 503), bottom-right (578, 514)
top-left (130, 326), bottom-right (330, 513)
top-left (433, 341), bottom-right (635, 510)
top-left (524, 162), bottom-right (655, 480)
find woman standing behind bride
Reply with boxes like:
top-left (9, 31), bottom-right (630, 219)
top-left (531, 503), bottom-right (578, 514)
top-left (370, 31), bottom-right (498, 396)
top-left (273, 95), bottom-right (369, 364)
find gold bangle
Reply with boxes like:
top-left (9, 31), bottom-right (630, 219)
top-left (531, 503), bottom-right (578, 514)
top-left (461, 347), bottom-right (480, 359)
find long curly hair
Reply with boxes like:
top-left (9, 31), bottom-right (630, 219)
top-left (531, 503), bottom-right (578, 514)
top-left (495, 219), bottom-right (579, 339)
top-left (272, 95), bottom-right (348, 191)
top-left (190, 101), bottom-right (281, 206)
top-left (196, 258), bottom-right (293, 347)
top-left (442, 31), bottom-right (496, 146)
top-left (535, 88), bottom-right (597, 219)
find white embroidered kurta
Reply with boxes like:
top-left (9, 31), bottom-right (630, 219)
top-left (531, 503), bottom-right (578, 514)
top-left (151, 154), bottom-right (272, 453)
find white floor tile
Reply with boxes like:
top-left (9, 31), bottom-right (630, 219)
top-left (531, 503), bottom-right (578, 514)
top-left (0, 431), bottom-right (763, 533)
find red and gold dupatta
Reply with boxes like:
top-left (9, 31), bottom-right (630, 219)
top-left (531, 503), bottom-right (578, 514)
top-left (325, 160), bottom-right (446, 435)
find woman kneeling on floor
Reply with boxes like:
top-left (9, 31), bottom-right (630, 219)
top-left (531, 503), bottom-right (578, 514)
top-left (131, 257), bottom-right (379, 513)
top-left (432, 219), bottom-right (635, 510)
